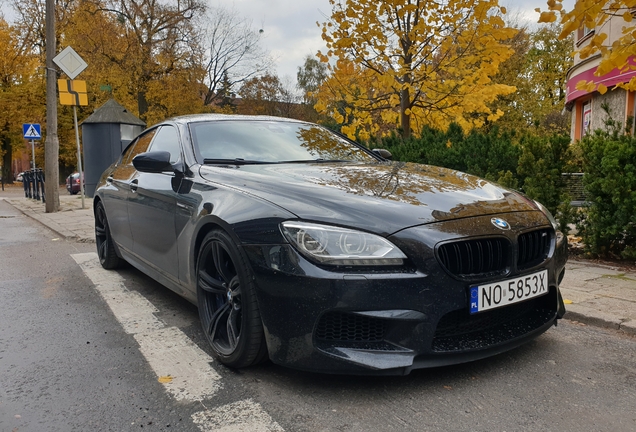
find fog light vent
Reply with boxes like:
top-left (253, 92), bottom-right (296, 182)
top-left (315, 312), bottom-right (387, 342)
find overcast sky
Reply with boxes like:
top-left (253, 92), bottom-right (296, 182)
top-left (0, 0), bottom-right (572, 84)
top-left (228, 0), bottom-right (570, 83)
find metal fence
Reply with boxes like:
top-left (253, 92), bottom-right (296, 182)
top-left (562, 173), bottom-right (586, 206)
top-left (22, 169), bottom-right (45, 202)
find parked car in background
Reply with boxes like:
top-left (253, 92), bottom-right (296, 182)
top-left (15, 172), bottom-right (24, 182)
top-left (66, 172), bottom-right (83, 194)
top-left (94, 114), bottom-right (568, 375)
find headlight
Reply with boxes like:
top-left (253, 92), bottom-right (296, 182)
top-left (534, 200), bottom-right (559, 231)
top-left (280, 221), bottom-right (407, 266)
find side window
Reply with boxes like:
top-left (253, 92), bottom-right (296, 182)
top-left (582, 100), bottom-right (591, 137)
top-left (148, 125), bottom-right (181, 164)
top-left (126, 129), bottom-right (157, 165)
top-left (118, 141), bottom-right (138, 166)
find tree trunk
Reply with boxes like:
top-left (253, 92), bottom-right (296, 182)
top-left (138, 89), bottom-right (148, 121)
top-left (1, 138), bottom-right (12, 191)
top-left (400, 87), bottom-right (411, 139)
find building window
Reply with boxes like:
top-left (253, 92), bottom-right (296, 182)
top-left (577, 26), bottom-right (594, 44)
top-left (582, 100), bottom-right (592, 137)
top-left (626, 91), bottom-right (636, 135)
top-left (575, 98), bottom-right (593, 140)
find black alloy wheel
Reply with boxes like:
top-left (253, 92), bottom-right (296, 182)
top-left (197, 230), bottom-right (267, 368)
top-left (94, 201), bottom-right (121, 269)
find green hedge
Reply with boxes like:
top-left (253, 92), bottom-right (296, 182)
top-left (579, 130), bottom-right (636, 259)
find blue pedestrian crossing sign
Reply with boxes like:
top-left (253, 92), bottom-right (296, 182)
top-left (23, 123), bottom-right (41, 139)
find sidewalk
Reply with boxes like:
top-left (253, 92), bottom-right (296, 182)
top-left (1, 184), bottom-right (635, 336)
top-left (1, 185), bottom-right (95, 243)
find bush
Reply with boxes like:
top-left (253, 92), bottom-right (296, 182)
top-left (579, 130), bottom-right (636, 259)
top-left (516, 134), bottom-right (573, 217)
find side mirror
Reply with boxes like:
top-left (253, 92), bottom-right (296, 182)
top-left (133, 151), bottom-right (174, 173)
top-left (372, 148), bottom-right (393, 160)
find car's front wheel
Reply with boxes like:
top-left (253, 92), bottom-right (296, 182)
top-left (196, 230), bottom-right (267, 368)
top-left (94, 201), bottom-right (122, 269)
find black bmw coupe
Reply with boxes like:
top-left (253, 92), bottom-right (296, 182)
top-left (94, 114), bottom-right (567, 375)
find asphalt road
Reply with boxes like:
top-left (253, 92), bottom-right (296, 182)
top-left (1, 198), bottom-right (635, 432)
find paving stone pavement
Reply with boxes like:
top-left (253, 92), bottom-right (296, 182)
top-left (1, 184), bottom-right (635, 336)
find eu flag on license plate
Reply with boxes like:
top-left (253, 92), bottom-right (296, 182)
top-left (470, 286), bottom-right (479, 314)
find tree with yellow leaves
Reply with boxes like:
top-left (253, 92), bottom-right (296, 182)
top-left (0, 17), bottom-right (41, 186)
top-left (539, 0), bottom-right (636, 95)
top-left (317, 0), bottom-right (517, 139)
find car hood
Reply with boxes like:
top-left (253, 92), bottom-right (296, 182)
top-left (198, 161), bottom-right (539, 236)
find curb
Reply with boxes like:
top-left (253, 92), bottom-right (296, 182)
top-left (564, 305), bottom-right (636, 336)
top-left (8, 202), bottom-right (73, 241)
top-left (4, 199), bottom-right (96, 244)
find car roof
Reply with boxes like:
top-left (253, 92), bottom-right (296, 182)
top-left (162, 114), bottom-right (309, 126)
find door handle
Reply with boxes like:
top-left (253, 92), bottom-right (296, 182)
top-left (130, 179), bottom-right (138, 192)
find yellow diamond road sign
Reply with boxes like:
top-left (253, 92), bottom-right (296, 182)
top-left (53, 46), bottom-right (87, 79)
top-left (58, 80), bottom-right (88, 106)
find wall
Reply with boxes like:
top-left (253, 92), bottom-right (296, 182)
top-left (590, 87), bottom-right (628, 132)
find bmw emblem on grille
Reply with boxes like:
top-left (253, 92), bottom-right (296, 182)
top-left (491, 217), bottom-right (510, 230)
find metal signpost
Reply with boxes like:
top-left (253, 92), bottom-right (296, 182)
top-left (53, 47), bottom-right (88, 209)
top-left (22, 124), bottom-right (44, 201)
top-left (23, 123), bottom-right (41, 169)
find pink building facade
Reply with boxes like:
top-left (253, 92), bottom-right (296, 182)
top-left (567, 12), bottom-right (636, 140)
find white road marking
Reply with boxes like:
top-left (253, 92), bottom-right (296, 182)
top-left (73, 252), bottom-right (284, 431)
top-left (192, 399), bottom-right (284, 432)
top-left (71, 252), bottom-right (222, 401)
top-left (134, 326), bottom-right (222, 401)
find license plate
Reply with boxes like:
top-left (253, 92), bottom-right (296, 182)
top-left (469, 270), bottom-right (548, 314)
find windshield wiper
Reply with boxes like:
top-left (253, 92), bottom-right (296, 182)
top-left (276, 159), bottom-right (354, 164)
top-left (203, 158), bottom-right (358, 165)
top-left (313, 158), bottom-right (353, 163)
top-left (203, 158), bottom-right (274, 165)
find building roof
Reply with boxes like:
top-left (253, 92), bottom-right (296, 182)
top-left (81, 99), bottom-right (146, 126)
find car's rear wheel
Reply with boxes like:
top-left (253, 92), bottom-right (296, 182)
top-left (94, 201), bottom-right (122, 269)
top-left (196, 230), bottom-right (267, 368)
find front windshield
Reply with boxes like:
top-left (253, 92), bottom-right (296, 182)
top-left (189, 120), bottom-right (378, 163)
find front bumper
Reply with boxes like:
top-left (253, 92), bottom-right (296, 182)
top-left (242, 213), bottom-right (567, 375)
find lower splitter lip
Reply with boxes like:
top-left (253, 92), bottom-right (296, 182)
top-left (302, 311), bottom-right (558, 376)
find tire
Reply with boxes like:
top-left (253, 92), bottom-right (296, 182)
top-left (196, 230), bottom-right (268, 368)
top-left (94, 201), bottom-right (122, 270)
